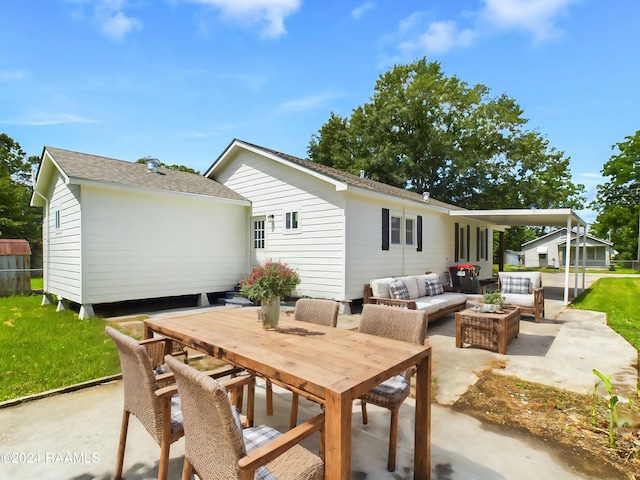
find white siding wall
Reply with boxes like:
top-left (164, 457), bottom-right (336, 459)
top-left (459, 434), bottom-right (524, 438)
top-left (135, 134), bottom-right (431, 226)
top-left (215, 151), bottom-right (346, 300)
top-left (343, 193), bottom-right (495, 299)
top-left (80, 186), bottom-right (248, 304)
top-left (45, 173), bottom-right (83, 302)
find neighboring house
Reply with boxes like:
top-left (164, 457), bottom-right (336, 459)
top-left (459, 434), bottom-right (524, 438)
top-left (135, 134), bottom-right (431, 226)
top-left (522, 228), bottom-right (615, 269)
top-left (205, 139), bottom-right (497, 305)
top-left (31, 147), bottom-right (251, 319)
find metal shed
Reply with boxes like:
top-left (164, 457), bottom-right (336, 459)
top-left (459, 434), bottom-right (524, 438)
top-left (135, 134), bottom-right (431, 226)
top-left (0, 239), bottom-right (31, 296)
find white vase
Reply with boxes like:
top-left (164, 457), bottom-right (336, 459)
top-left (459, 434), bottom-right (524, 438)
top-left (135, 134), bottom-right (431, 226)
top-left (261, 296), bottom-right (280, 330)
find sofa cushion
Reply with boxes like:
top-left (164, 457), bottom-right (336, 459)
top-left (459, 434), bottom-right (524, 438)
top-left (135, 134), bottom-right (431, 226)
top-left (412, 299), bottom-right (441, 315)
top-left (503, 293), bottom-right (535, 308)
top-left (389, 280), bottom-right (410, 300)
top-left (371, 277), bottom-right (394, 298)
top-left (501, 276), bottom-right (531, 295)
top-left (498, 271), bottom-right (541, 291)
top-left (425, 278), bottom-right (444, 296)
top-left (395, 276), bottom-right (420, 299)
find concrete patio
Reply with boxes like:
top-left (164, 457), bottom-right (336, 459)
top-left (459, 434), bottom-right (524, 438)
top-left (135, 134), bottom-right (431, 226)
top-left (0, 273), bottom-right (637, 479)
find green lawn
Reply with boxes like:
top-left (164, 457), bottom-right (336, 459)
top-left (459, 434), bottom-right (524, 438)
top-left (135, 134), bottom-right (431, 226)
top-left (0, 295), bottom-right (121, 402)
top-left (570, 277), bottom-right (640, 352)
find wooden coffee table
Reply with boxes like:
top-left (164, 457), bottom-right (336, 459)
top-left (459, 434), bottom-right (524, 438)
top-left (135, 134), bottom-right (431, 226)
top-left (455, 307), bottom-right (520, 354)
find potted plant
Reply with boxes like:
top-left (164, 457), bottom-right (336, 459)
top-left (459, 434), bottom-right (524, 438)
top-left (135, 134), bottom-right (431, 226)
top-left (239, 261), bottom-right (301, 330)
top-left (481, 291), bottom-right (504, 312)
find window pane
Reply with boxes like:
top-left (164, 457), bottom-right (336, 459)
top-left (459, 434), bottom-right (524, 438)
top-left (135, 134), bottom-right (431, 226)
top-left (391, 217), bottom-right (401, 244)
top-left (406, 219), bottom-right (414, 245)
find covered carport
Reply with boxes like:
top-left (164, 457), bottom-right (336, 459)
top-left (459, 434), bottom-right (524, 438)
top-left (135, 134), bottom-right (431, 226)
top-left (450, 208), bottom-right (588, 305)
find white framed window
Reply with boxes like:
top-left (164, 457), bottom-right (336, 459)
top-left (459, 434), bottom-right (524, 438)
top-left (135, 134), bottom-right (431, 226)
top-left (253, 220), bottom-right (265, 249)
top-left (285, 210), bottom-right (300, 232)
top-left (54, 207), bottom-right (61, 232)
top-left (405, 218), bottom-right (415, 246)
top-left (390, 216), bottom-right (402, 245)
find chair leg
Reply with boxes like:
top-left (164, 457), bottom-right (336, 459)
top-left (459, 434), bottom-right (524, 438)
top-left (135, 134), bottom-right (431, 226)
top-left (265, 379), bottom-right (274, 416)
top-left (387, 408), bottom-right (399, 472)
top-left (114, 410), bottom-right (130, 480)
top-left (361, 400), bottom-right (368, 425)
top-left (181, 458), bottom-right (194, 480)
top-left (158, 398), bottom-right (173, 480)
top-left (247, 376), bottom-right (255, 427)
top-left (289, 393), bottom-right (299, 430)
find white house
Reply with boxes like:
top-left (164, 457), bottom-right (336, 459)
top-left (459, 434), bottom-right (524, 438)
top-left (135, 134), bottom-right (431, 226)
top-left (31, 140), bottom-right (590, 317)
top-left (31, 147), bottom-right (251, 319)
top-left (205, 139), bottom-right (497, 306)
top-left (522, 228), bottom-right (615, 269)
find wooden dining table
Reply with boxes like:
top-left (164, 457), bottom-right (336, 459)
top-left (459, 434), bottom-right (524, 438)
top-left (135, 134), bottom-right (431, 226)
top-left (144, 307), bottom-right (432, 480)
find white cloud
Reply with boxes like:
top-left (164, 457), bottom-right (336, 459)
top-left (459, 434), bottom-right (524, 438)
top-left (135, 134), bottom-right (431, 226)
top-left (3, 113), bottom-right (99, 126)
top-left (182, 0), bottom-right (301, 38)
top-left (100, 10), bottom-right (142, 40)
top-left (64, 0), bottom-right (142, 40)
top-left (400, 20), bottom-right (475, 55)
top-left (279, 92), bottom-right (343, 112)
top-left (352, 2), bottom-right (374, 20)
top-left (480, 0), bottom-right (580, 42)
top-left (393, 0), bottom-right (580, 57)
top-left (0, 71), bottom-right (27, 81)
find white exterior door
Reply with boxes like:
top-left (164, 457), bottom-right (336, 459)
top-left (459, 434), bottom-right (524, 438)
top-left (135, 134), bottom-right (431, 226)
top-left (251, 216), bottom-right (268, 266)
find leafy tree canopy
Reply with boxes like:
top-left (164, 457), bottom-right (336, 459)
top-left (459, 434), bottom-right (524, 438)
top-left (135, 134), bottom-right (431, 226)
top-left (0, 133), bottom-right (42, 243)
top-left (308, 58), bottom-right (585, 250)
top-left (136, 157), bottom-right (199, 174)
top-left (589, 130), bottom-right (640, 259)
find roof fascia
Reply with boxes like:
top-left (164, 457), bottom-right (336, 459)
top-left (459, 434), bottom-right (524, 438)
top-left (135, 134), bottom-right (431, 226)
top-left (31, 148), bottom-right (71, 206)
top-left (206, 140), bottom-right (349, 191)
top-left (70, 178), bottom-right (251, 206)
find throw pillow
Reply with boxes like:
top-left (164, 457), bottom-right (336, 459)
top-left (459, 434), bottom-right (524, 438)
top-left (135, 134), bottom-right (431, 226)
top-left (424, 278), bottom-right (444, 296)
top-left (501, 276), bottom-right (530, 295)
top-left (389, 280), bottom-right (410, 300)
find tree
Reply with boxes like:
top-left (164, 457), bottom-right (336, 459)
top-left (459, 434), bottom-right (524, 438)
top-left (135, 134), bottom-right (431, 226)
top-left (308, 58), bottom-right (585, 250)
top-left (589, 130), bottom-right (640, 260)
top-left (0, 133), bottom-right (42, 244)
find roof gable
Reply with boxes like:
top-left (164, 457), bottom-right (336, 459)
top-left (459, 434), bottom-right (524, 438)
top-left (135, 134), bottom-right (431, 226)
top-left (36, 147), bottom-right (248, 203)
top-left (522, 228), bottom-right (613, 247)
top-left (207, 139), bottom-right (463, 211)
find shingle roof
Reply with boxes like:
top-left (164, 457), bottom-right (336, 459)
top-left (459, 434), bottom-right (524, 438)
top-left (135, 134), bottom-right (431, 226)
top-left (44, 147), bottom-right (247, 202)
top-left (235, 140), bottom-right (463, 211)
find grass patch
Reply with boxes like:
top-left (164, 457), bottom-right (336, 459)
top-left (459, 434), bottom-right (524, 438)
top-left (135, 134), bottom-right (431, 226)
top-left (0, 295), bottom-right (121, 402)
top-left (30, 277), bottom-right (43, 290)
top-left (571, 277), bottom-right (640, 352)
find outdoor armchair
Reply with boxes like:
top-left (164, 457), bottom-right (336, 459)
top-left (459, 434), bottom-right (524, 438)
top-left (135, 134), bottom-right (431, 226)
top-left (358, 304), bottom-right (427, 472)
top-left (164, 354), bottom-right (325, 480)
top-left (497, 271), bottom-right (545, 323)
top-left (267, 298), bottom-right (340, 429)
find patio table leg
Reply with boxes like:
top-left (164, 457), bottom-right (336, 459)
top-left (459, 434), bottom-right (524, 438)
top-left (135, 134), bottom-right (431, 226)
top-left (414, 353), bottom-right (431, 479)
top-left (324, 389), bottom-right (352, 480)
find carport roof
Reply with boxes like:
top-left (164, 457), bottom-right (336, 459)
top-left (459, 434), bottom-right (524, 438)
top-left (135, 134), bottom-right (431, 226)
top-left (450, 208), bottom-right (587, 228)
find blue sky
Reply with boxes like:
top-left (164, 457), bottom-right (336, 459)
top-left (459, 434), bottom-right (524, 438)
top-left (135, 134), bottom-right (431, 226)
top-left (2, 1), bottom-right (638, 223)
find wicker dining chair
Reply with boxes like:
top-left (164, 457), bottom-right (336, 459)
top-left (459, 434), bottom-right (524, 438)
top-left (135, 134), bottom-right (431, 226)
top-left (164, 354), bottom-right (325, 480)
top-left (106, 326), bottom-right (241, 480)
top-left (266, 298), bottom-right (340, 429)
top-left (358, 304), bottom-right (427, 472)
top-left (105, 326), bottom-right (184, 480)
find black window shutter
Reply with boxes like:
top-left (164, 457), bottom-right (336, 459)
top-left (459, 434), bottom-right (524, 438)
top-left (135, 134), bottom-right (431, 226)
top-left (454, 223), bottom-right (459, 262)
top-left (466, 225), bottom-right (470, 261)
top-left (476, 227), bottom-right (481, 261)
top-left (485, 229), bottom-right (489, 260)
top-left (417, 215), bottom-right (423, 252)
top-left (382, 208), bottom-right (390, 251)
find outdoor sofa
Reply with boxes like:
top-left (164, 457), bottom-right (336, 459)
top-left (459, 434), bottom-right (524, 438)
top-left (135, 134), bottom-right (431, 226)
top-left (363, 273), bottom-right (467, 323)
